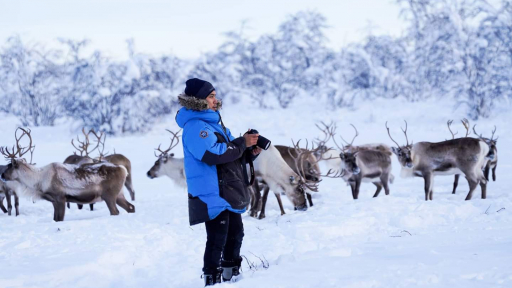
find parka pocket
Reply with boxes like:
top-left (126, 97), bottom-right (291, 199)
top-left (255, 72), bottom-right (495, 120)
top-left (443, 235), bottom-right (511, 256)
top-left (219, 178), bottom-right (250, 210)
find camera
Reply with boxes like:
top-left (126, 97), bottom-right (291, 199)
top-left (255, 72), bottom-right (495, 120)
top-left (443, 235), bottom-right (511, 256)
top-left (247, 129), bottom-right (271, 150)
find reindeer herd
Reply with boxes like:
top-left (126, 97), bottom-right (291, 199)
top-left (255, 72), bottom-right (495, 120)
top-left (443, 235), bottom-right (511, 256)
top-left (0, 118), bottom-right (499, 222)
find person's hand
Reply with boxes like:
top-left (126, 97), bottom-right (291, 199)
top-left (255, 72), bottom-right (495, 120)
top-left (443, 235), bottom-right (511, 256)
top-left (251, 147), bottom-right (262, 156)
top-left (244, 131), bottom-right (259, 147)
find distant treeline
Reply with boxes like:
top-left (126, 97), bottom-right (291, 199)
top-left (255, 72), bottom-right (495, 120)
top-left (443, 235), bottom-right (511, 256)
top-left (1, 1), bottom-right (511, 134)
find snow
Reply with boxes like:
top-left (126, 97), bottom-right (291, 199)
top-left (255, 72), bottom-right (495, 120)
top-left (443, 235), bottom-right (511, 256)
top-left (0, 98), bottom-right (511, 288)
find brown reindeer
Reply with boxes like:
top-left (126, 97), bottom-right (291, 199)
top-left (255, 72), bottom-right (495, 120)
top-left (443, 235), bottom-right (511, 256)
top-left (275, 145), bottom-right (321, 207)
top-left (250, 144), bottom-right (311, 219)
top-left (147, 129), bottom-right (187, 188)
top-left (63, 128), bottom-right (98, 210)
top-left (451, 124), bottom-right (498, 194)
top-left (339, 150), bottom-right (394, 199)
top-left (250, 141), bottom-right (342, 219)
top-left (0, 169), bottom-right (19, 216)
top-left (1, 128), bottom-right (134, 221)
top-left (64, 129), bottom-right (136, 211)
top-left (386, 121), bottom-right (489, 201)
top-left (329, 124), bottom-right (394, 199)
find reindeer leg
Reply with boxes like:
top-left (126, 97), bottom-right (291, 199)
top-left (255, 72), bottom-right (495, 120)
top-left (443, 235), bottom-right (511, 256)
top-left (103, 195), bottom-right (120, 216)
top-left (250, 182), bottom-right (261, 218)
top-left (306, 193), bottom-right (313, 207)
top-left (5, 192), bottom-right (12, 216)
top-left (492, 164), bottom-right (497, 181)
top-left (115, 192), bottom-right (135, 213)
top-left (275, 192), bottom-right (286, 216)
top-left (55, 197), bottom-right (66, 221)
top-left (423, 172), bottom-right (433, 201)
top-left (51, 201), bottom-right (59, 221)
top-left (14, 192), bottom-right (19, 216)
top-left (380, 174), bottom-right (390, 196)
top-left (66, 202), bottom-right (70, 209)
top-left (452, 174), bottom-right (460, 194)
top-left (480, 180), bottom-right (487, 199)
top-left (0, 198), bottom-right (6, 214)
top-left (464, 173), bottom-right (479, 201)
top-left (429, 176), bottom-right (434, 201)
top-left (125, 174), bottom-right (136, 201)
top-left (354, 178), bottom-right (361, 200)
top-left (349, 182), bottom-right (356, 199)
top-left (484, 164), bottom-right (490, 182)
top-left (372, 182), bottom-right (382, 198)
top-left (258, 186), bottom-right (270, 219)
top-left (77, 204), bottom-right (83, 210)
top-left (90, 204), bottom-right (94, 211)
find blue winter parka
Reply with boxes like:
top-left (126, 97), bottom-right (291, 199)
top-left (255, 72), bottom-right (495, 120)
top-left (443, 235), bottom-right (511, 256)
top-left (176, 105), bottom-right (251, 225)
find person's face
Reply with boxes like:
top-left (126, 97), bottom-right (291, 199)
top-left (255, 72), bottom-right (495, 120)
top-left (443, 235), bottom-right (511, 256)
top-left (206, 91), bottom-right (218, 111)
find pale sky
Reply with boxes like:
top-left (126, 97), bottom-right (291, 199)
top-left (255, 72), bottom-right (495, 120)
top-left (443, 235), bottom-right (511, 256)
top-left (0, 0), bottom-right (406, 60)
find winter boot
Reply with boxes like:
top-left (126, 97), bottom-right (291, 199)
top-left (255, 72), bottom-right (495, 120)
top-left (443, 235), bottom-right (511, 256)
top-left (221, 256), bottom-right (243, 282)
top-left (203, 267), bottom-right (222, 286)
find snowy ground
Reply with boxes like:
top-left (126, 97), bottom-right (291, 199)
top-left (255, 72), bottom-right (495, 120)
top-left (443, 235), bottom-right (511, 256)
top-left (0, 98), bottom-right (511, 288)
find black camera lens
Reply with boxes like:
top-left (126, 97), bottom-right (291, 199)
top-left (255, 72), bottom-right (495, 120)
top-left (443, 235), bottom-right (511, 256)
top-left (256, 135), bottom-right (271, 150)
top-left (247, 129), bottom-right (271, 150)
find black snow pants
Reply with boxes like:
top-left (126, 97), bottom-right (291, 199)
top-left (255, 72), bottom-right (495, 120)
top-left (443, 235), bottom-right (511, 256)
top-left (203, 210), bottom-right (244, 273)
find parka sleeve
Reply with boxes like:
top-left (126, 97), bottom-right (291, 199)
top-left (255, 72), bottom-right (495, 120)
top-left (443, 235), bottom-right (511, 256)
top-left (184, 121), bottom-right (247, 166)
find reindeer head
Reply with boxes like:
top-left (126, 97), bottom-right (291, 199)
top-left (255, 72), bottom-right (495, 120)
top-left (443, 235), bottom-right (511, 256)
top-left (473, 125), bottom-right (498, 160)
top-left (339, 151), bottom-right (361, 175)
top-left (289, 139), bottom-right (344, 195)
top-left (386, 121), bottom-right (414, 169)
top-left (1, 128), bottom-right (36, 182)
top-left (287, 175), bottom-right (308, 211)
top-left (147, 129), bottom-right (181, 179)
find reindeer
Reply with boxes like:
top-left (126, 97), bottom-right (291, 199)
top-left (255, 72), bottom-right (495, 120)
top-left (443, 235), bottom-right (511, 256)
top-left (250, 144), bottom-right (310, 219)
top-left (0, 171), bottom-right (19, 216)
top-left (64, 128), bottom-right (136, 211)
top-left (275, 145), bottom-right (321, 207)
top-left (251, 140), bottom-right (343, 219)
top-left (146, 129), bottom-right (187, 188)
top-left (386, 121), bottom-right (489, 201)
top-left (249, 144), bottom-right (321, 219)
top-left (63, 128), bottom-right (97, 210)
top-left (451, 124), bottom-right (498, 194)
top-left (0, 128), bottom-right (135, 221)
top-left (328, 124), bottom-right (394, 199)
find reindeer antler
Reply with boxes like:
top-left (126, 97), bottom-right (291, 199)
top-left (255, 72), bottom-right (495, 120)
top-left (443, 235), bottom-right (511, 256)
top-left (472, 124), bottom-right (483, 139)
top-left (473, 124), bottom-right (499, 141)
top-left (385, 121), bottom-right (401, 148)
top-left (71, 128), bottom-right (101, 157)
top-left (491, 125), bottom-right (498, 141)
top-left (314, 121), bottom-right (336, 146)
top-left (447, 120), bottom-right (458, 139)
top-left (155, 129), bottom-right (182, 157)
top-left (288, 139), bottom-right (344, 192)
top-left (339, 124), bottom-right (359, 148)
top-left (461, 118), bottom-right (470, 137)
top-left (0, 127), bottom-right (36, 164)
top-left (401, 120), bottom-right (410, 146)
top-left (89, 130), bottom-right (108, 161)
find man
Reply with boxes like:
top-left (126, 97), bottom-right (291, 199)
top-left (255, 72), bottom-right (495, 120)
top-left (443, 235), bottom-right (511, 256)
top-left (175, 78), bottom-right (261, 286)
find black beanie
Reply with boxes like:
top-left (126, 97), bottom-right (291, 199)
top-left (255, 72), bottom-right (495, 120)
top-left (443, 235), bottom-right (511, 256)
top-left (184, 78), bottom-right (215, 99)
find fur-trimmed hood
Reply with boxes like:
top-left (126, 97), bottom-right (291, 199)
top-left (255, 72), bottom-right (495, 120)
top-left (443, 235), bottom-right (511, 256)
top-left (178, 93), bottom-right (222, 111)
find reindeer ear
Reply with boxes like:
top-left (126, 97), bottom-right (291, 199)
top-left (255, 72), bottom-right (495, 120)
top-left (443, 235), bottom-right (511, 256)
top-left (339, 153), bottom-right (345, 160)
top-left (391, 147), bottom-right (400, 155)
top-left (170, 153), bottom-right (174, 157)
